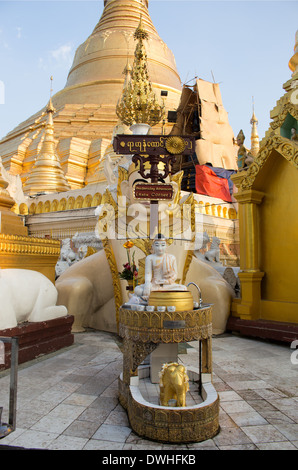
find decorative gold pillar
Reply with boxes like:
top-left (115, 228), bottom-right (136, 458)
top-left (231, 183), bottom-right (265, 320)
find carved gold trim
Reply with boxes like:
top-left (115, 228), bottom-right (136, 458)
top-left (182, 250), bottom-right (194, 285)
top-left (119, 376), bottom-right (219, 443)
top-left (0, 233), bottom-right (61, 256)
top-left (240, 135), bottom-right (298, 191)
top-left (102, 238), bottom-right (123, 331)
top-left (269, 101), bottom-right (298, 132)
top-left (117, 166), bottom-right (129, 199)
top-left (119, 306), bottom-right (213, 343)
top-left (171, 170), bottom-right (183, 204)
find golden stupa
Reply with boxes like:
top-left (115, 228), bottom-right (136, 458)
top-left (0, 0), bottom-right (182, 189)
top-left (23, 99), bottom-right (71, 195)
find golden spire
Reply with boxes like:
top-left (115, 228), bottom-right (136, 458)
top-left (23, 97), bottom-right (71, 195)
top-left (250, 102), bottom-right (259, 158)
top-left (289, 30), bottom-right (298, 75)
top-left (116, 16), bottom-right (165, 127)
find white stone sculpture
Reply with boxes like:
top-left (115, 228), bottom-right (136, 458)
top-left (0, 269), bottom-right (68, 330)
top-left (134, 234), bottom-right (187, 300)
top-left (205, 236), bottom-right (221, 263)
top-left (55, 238), bottom-right (78, 278)
top-left (194, 231), bottom-right (210, 260)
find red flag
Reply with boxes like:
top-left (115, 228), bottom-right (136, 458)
top-left (195, 165), bottom-right (232, 202)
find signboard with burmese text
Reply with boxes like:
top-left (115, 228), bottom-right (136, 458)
top-left (113, 135), bottom-right (195, 156)
top-left (133, 182), bottom-right (173, 201)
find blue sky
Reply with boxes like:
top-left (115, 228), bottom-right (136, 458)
top-left (0, 0), bottom-right (297, 145)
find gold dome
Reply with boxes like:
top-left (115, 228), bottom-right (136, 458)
top-left (53, 0), bottom-right (181, 117)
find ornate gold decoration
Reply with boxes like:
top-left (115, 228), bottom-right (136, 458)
top-left (0, 233), bottom-right (60, 255)
top-left (182, 250), bottom-right (194, 285)
top-left (130, 237), bottom-right (153, 257)
top-left (0, 233), bottom-right (61, 283)
top-left (269, 101), bottom-right (298, 132)
top-left (170, 170), bottom-right (183, 205)
top-left (128, 160), bottom-right (165, 178)
top-left (118, 303), bottom-right (219, 443)
top-left (118, 306), bottom-right (213, 343)
top-left (117, 166), bottom-right (129, 198)
top-left (102, 239), bottom-right (123, 332)
top-left (165, 136), bottom-right (186, 155)
top-left (122, 388), bottom-right (219, 443)
top-left (116, 17), bottom-right (165, 127)
top-left (239, 135), bottom-right (298, 191)
top-left (84, 246), bottom-right (97, 258)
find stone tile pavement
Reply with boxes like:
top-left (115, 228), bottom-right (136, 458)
top-left (0, 330), bottom-right (297, 450)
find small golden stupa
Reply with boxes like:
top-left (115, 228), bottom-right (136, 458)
top-left (23, 99), bottom-right (70, 195)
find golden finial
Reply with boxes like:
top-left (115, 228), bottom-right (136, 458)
top-left (289, 30), bottom-right (298, 74)
top-left (250, 98), bottom-right (259, 158)
top-left (134, 15), bottom-right (149, 41)
top-left (116, 16), bottom-right (165, 127)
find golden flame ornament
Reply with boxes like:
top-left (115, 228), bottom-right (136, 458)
top-left (116, 17), bottom-right (165, 127)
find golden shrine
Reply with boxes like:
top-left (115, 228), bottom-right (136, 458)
top-left (227, 31), bottom-right (298, 341)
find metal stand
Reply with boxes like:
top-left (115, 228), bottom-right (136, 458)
top-left (0, 337), bottom-right (18, 439)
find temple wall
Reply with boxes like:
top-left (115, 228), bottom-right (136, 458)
top-left (258, 152), bottom-right (298, 310)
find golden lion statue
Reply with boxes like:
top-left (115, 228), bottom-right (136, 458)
top-left (159, 362), bottom-right (189, 407)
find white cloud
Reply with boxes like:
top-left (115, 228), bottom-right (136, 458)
top-left (50, 43), bottom-right (73, 66)
top-left (38, 42), bottom-right (74, 72)
top-left (16, 27), bottom-right (22, 39)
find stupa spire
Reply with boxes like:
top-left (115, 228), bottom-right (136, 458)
top-left (116, 16), bottom-right (165, 127)
top-left (250, 101), bottom-right (259, 158)
top-left (23, 98), bottom-right (71, 195)
top-left (289, 30), bottom-right (298, 75)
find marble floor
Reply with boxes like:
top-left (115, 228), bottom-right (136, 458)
top-left (0, 330), bottom-right (297, 450)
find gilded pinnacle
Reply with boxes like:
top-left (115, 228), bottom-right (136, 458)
top-left (134, 16), bottom-right (149, 41)
top-left (116, 17), bottom-right (164, 127)
top-left (23, 98), bottom-right (70, 195)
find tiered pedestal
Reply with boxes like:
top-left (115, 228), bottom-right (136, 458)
top-left (118, 305), bottom-right (219, 443)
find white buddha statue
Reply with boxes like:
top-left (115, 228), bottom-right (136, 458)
top-left (134, 234), bottom-right (187, 300)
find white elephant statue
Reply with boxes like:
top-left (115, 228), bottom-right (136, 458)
top-left (0, 269), bottom-right (68, 330)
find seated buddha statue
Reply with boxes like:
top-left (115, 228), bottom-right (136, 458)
top-left (134, 234), bottom-right (187, 300)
